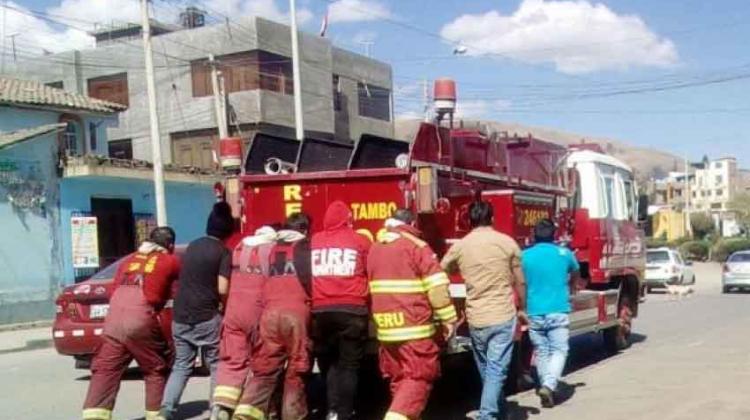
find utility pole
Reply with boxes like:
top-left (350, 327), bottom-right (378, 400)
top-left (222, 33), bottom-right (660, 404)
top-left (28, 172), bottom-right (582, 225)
top-left (140, 0), bottom-right (168, 226)
top-left (289, 0), bottom-right (304, 141)
top-left (422, 78), bottom-right (430, 122)
top-left (1, 0), bottom-right (6, 75)
top-left (209, 54), bottom-right (229, 139)
top-left (684, 156), bottom-right (693, 237)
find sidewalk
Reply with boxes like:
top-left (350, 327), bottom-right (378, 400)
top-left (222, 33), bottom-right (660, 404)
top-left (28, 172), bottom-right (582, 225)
top-left (0, 322), bottom-right (54, 354)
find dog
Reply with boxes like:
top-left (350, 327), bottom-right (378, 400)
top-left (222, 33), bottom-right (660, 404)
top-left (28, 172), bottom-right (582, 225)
top-left (665, 284), bottom-right (694, 299)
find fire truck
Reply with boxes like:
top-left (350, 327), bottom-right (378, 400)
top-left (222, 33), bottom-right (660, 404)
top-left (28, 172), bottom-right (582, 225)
top-left (219, 79), bottom-right (646, 382)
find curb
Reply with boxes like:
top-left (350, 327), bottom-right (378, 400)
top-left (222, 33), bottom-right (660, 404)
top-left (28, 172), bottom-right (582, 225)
top-left (0, 320), bottom-right (53, 333)
top-left (0, 338), bottom-right (54, 355)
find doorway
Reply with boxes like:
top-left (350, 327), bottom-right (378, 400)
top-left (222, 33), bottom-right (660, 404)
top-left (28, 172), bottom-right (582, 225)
top-left (91, 198), bottom-right (135, 267)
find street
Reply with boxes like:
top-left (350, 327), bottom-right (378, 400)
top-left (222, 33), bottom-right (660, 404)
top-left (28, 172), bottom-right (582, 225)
top-left (2, 263), bottom-right (749, 419)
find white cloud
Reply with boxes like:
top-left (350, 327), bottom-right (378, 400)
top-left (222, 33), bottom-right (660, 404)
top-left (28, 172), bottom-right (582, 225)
top-left (205, 0), bottom-right (313, 25)
top-left (440, 0), bottom-right (679, 74)
top-left (455, 99), bottom-right (511, 119)
top-left (328, 0), bottom-right (391, 23)
top-left (2, 2), bottom-right (95, 54)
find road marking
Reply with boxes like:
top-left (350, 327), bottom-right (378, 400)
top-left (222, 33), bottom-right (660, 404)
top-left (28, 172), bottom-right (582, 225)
top-left (686, 340), bottom-right (704, 348)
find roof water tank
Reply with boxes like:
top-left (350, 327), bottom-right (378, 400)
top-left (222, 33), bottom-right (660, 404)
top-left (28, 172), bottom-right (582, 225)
top-left (433, 78), bottom-right (457, 113)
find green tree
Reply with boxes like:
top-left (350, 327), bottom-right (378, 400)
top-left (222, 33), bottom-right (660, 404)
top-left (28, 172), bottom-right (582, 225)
top-left (690, 212), bottom-right (715, 239)
top-left (728, 193), bottom-right (750, 234)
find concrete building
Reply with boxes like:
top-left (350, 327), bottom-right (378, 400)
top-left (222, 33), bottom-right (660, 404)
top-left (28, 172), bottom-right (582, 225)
top-left (690, 157), bottom-right (738, 213)
top-left (9, 15), bottom-right (394, 169)
top-left (0, 77), bottom-right (216, 324)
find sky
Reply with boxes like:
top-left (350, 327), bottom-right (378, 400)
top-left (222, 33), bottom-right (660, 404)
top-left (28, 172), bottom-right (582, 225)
top-left (3, 0), bottom-right (750, 166)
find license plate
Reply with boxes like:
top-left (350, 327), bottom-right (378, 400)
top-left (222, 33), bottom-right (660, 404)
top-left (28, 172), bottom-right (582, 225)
top-left (90, 304), bottom-right (109, 319)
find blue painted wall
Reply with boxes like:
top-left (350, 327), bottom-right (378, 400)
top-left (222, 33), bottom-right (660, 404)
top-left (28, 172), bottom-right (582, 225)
top-left (60, 177), bottom-right (214, 284)
top-left (0, 108), bottom-right (65, 323)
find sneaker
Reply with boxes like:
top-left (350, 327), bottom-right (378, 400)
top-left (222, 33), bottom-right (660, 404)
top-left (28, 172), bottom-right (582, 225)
top-left (538, 386), bottom-right (555, 408)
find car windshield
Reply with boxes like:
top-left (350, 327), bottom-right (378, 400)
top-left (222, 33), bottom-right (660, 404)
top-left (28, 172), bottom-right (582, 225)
top-left (728, 253), bottom-right (750, 263)
top-left (647, 251), bottom-right (670, 264)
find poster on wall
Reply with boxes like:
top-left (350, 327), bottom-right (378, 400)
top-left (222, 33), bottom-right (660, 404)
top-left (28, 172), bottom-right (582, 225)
top-left (134, 213), bottom-right (157, 245)
top-left (71, 215), bottom-right (100, 268)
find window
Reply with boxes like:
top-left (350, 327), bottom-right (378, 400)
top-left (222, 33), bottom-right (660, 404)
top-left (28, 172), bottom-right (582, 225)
top-left (602, 175), bottom-right (615, 218)
top-left (358, 82), bottom-right (391, 121)
top-left (46, 81), bottom-right (63, 89)
top-left (714, 161), bottom-right (723, 169)
top-left (89, 122), bottom-right (97, 152)
top-left (58, 114), bottom-right (83, 157)
top-left (624, 179), bottom-right (635, 221)
top-left (715, 175), bottom-right (723, 185)
top-left (108, 139), bottom-right (133, 160)
top-left (716, 189), bottom-right (724, 197)
top-left (87, 73), bottom-right (129, 106)
top-left (171, 130), bottom-right (218, 169)
top-left (191, 50), bottom-right (293, 97)
top-left (333, 75), bottom-right (343, 112)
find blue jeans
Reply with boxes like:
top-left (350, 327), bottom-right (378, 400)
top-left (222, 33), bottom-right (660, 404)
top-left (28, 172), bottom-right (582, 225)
top-left (529, 313), bottom-right (569, 392)
top-left (469, 316), bottom-right (517, 420)
top-left (160, 314), bottom-right (221, 419)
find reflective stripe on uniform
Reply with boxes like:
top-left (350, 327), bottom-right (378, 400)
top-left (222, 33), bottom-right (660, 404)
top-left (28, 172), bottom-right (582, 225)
top-left (434, 304), bottom-right (458, 322)
top-left (422, 272), bottom-right (450, 290)
top-left (370, 279), bottom-right (425, 294)
top-left (213, 385), bottom-right (242, 403)
top-left (384, 411), bottom-right (409, 420)
top-left (234, 404), bottom-right (265, 420)
top-left (377, 324), bottom-right (436, 342)
top-left (82, 408), bottom-right (112, 420)
top-left (144, 410), bottom-right (162, 420)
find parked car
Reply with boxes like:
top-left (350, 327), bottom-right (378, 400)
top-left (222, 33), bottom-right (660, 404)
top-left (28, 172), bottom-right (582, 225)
top-left (644, 248), bottom-right (695, 292)
top-left (722, 251), bottom-right (750, 293)
top-left (52, 247), bottom-right (185, 368)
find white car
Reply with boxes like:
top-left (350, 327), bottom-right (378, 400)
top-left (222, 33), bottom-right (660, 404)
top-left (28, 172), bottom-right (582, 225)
top-left (722, 251), bottom-right (750, 293)
top-left (645, 248), bottom-right (696, 292)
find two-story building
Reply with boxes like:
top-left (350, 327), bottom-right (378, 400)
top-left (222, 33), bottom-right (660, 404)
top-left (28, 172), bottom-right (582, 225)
top-left (10, 14), bottom-right (395, 169)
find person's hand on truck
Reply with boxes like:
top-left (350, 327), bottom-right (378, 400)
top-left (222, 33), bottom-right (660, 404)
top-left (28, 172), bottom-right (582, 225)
top-left (441, 321), bottom-right (457, 341)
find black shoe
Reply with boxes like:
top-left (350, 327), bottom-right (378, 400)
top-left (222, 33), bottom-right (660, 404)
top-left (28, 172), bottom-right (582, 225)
top-left (538, 386), bottom-right (555, 408)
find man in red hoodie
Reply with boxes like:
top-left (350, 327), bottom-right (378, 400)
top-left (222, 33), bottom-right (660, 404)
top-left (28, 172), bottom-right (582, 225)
top-left (311, 200), bottom-right (371, 420)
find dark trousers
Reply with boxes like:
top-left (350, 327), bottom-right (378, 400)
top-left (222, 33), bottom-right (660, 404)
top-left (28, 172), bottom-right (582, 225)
top-left (312, 311), bottom-right (368, 420)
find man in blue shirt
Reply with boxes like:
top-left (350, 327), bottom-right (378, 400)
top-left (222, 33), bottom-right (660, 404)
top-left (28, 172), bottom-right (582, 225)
top-left (522, 219), bottom-right (580, 409)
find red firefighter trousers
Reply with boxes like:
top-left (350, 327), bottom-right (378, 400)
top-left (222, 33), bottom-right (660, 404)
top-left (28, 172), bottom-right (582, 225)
top-left (234, 305), bottom-right (311, 420)
top-left (213, 281), bottom-right (264, 409)
top-left (83, 304), bottom-right (169, 420)
top-left (379, 338), bottom-right (441, 420)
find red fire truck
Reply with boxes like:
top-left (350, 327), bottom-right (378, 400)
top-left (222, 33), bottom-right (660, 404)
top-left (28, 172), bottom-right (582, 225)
top-left (219, 79), bottom-right (646, 383)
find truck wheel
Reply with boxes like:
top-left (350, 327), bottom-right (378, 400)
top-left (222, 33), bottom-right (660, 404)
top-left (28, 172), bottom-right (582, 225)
top-left (604, 296), bottom-right (633, 353)
top-left (723, 286), bottom-right (731, 294)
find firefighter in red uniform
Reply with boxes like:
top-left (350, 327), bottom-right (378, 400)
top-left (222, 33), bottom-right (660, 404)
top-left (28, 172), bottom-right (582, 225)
top-left (367, 209), bottom-right (458, 420)
top-left (311, 201), bottom-right (372, 420)
top-left (233, 213), bottom-right (313, 420)
top-left (82, 227), bottom-right (180, 420)
top-left (210, 226), bottom-right (277, 419)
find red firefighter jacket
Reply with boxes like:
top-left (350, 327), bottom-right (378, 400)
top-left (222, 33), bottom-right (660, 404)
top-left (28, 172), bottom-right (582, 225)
top-left (311, 201), bottom-right (371, 311)
top-left (264, 237), bottom-right (310, 308)
top-left (366, 224), bottom-right (458, 342)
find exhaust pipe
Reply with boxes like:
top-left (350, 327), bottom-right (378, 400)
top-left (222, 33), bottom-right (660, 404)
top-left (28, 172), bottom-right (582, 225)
top-left (264, 157), bottom-right (297, 175)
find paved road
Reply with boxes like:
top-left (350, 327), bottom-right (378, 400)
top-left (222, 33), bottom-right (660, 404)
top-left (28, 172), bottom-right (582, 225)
top-left (2, 263), bottom-right (749, 419)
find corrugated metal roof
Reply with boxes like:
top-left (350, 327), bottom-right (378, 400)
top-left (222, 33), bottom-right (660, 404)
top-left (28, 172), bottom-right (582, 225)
top-left (0, 123), bottom-right (67, 150)
top-left (0, 77), bottom-right (126, 114)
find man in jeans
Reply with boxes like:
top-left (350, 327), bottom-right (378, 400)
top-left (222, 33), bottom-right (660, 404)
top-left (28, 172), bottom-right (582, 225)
top-left (160, 203), bottom-right (235, 419)
top-left (522, 219), bottom-right (580, 408)
top-left (442, 201), bottom-right (527, 420)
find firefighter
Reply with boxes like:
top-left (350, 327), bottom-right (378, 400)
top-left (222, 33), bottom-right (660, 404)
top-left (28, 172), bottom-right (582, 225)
top-left (311, 201), bottom-right (372, 420)
top-left (367, 209), bottom-right (458, 420)
top-left (82, 227), bottom-right (180, 420)
top-left (209, 226), bottom-right (278, 419)
top-left (233, 213), bottom-right (313, 420)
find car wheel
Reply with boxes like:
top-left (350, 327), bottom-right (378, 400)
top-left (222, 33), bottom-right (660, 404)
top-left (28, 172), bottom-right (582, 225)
top-left (691, 276), bottom-right (696, 285)
top-left (723, 285), bottom-right (731, 294)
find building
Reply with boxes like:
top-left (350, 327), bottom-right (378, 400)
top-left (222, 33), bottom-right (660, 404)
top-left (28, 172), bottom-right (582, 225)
top-left (690, 157), bottom-right (738, 213)
top-left (10, 15), bottom-right (394, 169)
top-left (0, 77), bottom-right (216, 324)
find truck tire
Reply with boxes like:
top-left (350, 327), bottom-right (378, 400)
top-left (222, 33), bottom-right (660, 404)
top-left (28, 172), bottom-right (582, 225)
top-left (604, 295), bottom-right (633, 353)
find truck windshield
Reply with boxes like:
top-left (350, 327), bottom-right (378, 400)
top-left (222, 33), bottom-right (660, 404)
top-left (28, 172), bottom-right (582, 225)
top-left (647, 251), bottom-right (670, 264)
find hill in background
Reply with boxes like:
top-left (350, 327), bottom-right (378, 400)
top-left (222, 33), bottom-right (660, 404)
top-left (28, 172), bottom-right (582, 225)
top-left (395, 119), bottom-right (682, 182)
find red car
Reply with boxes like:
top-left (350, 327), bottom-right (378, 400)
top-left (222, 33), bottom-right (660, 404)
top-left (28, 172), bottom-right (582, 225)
top-left (52, 247), bottom-right (185, 368)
